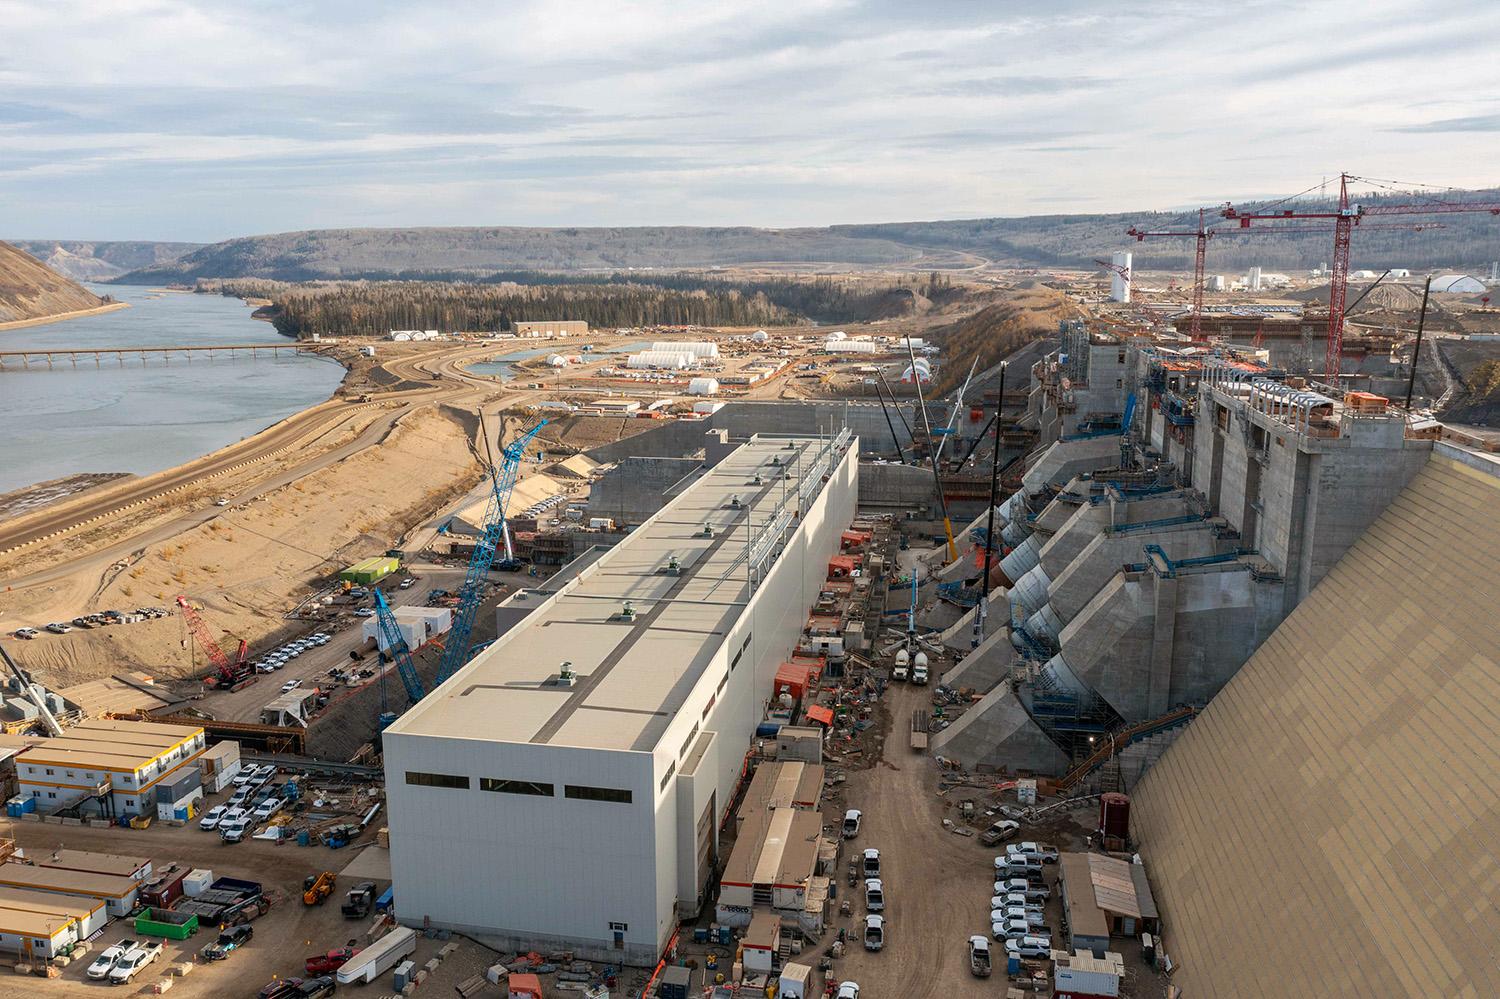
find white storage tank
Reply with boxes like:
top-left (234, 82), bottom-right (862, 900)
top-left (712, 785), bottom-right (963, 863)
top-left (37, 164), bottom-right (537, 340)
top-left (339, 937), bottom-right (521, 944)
top-left (687, 377), bottom-right (720, 395)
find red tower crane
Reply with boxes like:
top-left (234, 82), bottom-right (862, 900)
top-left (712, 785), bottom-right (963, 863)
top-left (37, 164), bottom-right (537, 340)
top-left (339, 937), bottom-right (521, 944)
top-left (176, 595), bottom-right (254, 691)
top-left (1127, 208), bottom-right (1213, 340)
top-left (1222, 173), bottom-right (1500, 381)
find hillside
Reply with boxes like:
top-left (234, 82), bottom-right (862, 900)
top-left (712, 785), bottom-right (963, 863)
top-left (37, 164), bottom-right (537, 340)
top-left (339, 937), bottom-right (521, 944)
top-left (0, 240), bottom-right (108, 325)
top-left (10, 240), bottom-right (201, 281)
top-left (112, 188), bottom-right (1500, 283)
top-left (116, 226), bottom-right (927, 283)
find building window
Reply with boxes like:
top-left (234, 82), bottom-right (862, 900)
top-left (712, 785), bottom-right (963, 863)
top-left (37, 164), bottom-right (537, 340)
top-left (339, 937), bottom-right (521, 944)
top-left (659, 763), bottom-right (676, 791)
top-left (125, 799), bottom-right (134, 807)
top-left (47, 792), bottom-right (56, 799)
top-left (565, 785), bottom-right (632, 804)
top-left (479, 778), bottom-right (553, 797)
top-left (680, 724), bottom-right (699, 760)
top-left (701, 694), bottom-right (716, 719)
top-left (45, 769), bottom-right (53, 776)
top-left (405, 771), bottom-right (470, 790)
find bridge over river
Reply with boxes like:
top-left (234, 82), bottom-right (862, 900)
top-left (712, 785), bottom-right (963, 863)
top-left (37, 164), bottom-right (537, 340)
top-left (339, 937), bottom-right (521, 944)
top-left (0, 342), bottom-right (307, 369)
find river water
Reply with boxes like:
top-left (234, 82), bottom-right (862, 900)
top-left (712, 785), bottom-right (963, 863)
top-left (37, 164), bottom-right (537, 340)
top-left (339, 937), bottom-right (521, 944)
top-left (0, 285), bottom-right (344, 495)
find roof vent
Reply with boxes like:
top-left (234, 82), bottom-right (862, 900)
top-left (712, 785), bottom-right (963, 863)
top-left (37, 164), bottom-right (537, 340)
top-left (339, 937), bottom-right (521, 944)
top-left (621, 600), bottom-right (636, 620)
top-left (558, 661), bottom-right (576, 687)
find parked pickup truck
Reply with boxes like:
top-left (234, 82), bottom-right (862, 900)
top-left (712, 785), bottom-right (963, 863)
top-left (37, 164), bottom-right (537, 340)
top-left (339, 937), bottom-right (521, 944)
top-left (341, 881), bottom-right (377, 919)
top-left (305, 948), bottom-right (357, 975)
top-left (969, 935), bottom-right (992, 977)
top-left (107, 941), bottom-right (163, 984)
top-left (979, 820), bottom-right (1020, 847)
top-left (1006, 841), bottom-right (1060, 863)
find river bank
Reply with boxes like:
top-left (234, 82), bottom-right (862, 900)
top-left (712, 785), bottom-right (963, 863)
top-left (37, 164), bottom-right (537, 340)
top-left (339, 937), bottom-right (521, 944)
top-left (0, 300), bottom-right (129, 332)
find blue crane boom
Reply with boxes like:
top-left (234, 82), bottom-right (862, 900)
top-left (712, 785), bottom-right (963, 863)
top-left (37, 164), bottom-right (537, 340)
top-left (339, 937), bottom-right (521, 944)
top-left (374, 590), bottom-right (426, 706)
top-left (435, 420), bottom-right (547, 685)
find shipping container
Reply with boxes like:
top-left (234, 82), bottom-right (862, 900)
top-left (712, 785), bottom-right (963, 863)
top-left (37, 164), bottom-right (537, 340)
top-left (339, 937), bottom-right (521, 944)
top-left (339, 556), bottom-right (401, 586)
top-left (140, 866), bottom-right (189, 908)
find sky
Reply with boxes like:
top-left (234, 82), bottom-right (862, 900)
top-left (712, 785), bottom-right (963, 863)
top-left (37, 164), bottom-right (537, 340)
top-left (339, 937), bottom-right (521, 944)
top-left (3, 0), bottom-right (1499, 242)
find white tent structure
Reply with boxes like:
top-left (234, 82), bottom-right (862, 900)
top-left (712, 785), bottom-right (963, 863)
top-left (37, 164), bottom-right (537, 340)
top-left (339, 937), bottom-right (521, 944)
top-left (1430, 274), bottom-right (1486, 294)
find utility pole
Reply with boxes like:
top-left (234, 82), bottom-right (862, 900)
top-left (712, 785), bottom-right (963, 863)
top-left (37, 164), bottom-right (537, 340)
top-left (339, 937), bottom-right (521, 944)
top-left (973, 362), bottom-right (1007, 649)
top-left (1404, 276), bottom-right (1433, 412)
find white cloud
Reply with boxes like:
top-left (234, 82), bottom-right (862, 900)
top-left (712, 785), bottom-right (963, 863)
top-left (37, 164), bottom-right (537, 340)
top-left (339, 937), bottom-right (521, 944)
top-left (0, 0), bottom-right (1497, 240)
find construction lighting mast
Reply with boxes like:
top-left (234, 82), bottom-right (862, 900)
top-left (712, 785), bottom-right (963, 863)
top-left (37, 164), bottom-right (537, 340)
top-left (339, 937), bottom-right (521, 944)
top-left (1127, 208), bottom-right (1214, 340)
top-left (1222, 172), bottom-right (1500, 381)
top-left (434, 420), bottom-right (547, 686)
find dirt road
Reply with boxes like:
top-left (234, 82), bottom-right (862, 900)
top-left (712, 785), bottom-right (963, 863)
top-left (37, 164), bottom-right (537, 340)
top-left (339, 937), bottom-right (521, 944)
top-left (833, 680), bottom-right (994, 997)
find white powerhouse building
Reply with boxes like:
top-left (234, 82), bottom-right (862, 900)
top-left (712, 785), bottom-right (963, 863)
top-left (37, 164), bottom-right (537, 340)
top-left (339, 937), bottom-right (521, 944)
top-left (384, 433), bottom-right (857, 965)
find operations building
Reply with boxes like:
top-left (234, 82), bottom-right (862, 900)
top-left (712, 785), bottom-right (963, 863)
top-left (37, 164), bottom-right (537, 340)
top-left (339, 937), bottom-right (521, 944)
top-left (384, 432), bottom-right (858, 965)
top-left (516, 320), bottom-right (588, 337)
top-left (14, 719), bottom-right (205, 819)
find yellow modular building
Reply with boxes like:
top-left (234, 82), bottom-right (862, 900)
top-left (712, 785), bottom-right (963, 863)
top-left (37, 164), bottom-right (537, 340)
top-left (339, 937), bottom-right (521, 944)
top-left (1131, 450), bottom-right (1500, 997)
top-left (14, 718), bottom-right (204, 819)
top-left (0, 905), bottom-right (78, 959)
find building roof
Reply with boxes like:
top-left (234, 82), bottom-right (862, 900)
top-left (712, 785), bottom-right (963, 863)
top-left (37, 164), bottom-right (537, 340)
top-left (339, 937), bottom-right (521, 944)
top-left (59, 673), bottom-right (179, 717)
top-left (743, 910), bottom-right (781, 950)
top-left (0, 906), bottom-right (74, 939)
top-left (16, 719), bottom-right (201, 773)
top-left (0, 862), bottom-right (139, 899)
top-left (1081, 853), bottom-right (1154, 920)
top-left (1131, 453), bottom-right (1500, 997)
top-left (0, 885), bottom-right (104, 920)
top-left (1059, 853), bottom-right (1110, 941)
top-left (742, 761), bottom-right (824, 812)
top-left (390, 436), bottom-right (834, 752)
top-left (722, 806), bottom-right (823, 889)
top-left (34, 850), bottom-right (149, 879)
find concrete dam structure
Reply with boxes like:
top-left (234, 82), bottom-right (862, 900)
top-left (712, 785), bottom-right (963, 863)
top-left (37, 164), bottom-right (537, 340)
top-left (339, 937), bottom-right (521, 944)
top-left (932, 325), bottom-right (1443, 784)
top-left (1129, 448), bottom-right (1500, 997)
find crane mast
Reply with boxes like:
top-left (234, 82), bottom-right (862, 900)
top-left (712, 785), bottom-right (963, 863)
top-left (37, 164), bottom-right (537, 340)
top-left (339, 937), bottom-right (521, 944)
top-left (434, 420), bottom-right (547, 686)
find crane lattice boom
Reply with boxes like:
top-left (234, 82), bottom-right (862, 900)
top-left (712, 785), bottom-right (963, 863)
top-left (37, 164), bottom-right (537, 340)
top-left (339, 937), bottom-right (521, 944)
top-left (374, 590), bottom-right (427, 706)
top-left (435, 420), bottom-right (548, 685)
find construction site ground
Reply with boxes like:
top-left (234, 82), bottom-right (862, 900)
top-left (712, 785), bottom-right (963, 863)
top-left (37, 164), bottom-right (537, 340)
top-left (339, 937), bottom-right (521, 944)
top-left (0, 806), bottom-right (387, 999)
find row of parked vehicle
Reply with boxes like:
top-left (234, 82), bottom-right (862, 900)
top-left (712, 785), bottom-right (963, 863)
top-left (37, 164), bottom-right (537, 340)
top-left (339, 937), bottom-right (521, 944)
top-left (12, 606), bottom-right (169, 639)
top-left (85, 939), bottom-right (163, 984)
top-left (254, 632), bottom-right (331, 672)
top-left (989, 842), bottom-right (1060, 960)
top-left (198, 764), bottom-right (284, 842)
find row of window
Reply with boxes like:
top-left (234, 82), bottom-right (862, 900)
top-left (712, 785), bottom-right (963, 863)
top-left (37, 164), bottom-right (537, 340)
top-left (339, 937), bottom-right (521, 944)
top-left (405, 772), bottom-right (633, 803)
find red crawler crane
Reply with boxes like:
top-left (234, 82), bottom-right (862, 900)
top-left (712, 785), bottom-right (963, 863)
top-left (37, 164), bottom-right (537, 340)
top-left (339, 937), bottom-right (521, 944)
top-left (1223, 173), bottom-right (1500, 381)
top-left (176, 595), bottom-right (255, 691)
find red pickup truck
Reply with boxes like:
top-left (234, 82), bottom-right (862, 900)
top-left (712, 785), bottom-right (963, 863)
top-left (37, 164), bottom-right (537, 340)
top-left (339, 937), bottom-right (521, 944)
top-left (304, 948), bottom-right (357, 975)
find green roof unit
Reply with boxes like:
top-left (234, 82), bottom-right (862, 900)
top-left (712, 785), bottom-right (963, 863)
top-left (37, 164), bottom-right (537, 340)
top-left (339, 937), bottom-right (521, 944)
top-left (340, 556), bottom-right (401, 585)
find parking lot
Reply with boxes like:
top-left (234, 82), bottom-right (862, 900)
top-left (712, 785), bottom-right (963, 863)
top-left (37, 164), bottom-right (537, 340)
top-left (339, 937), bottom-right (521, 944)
top-left (824, 680), bottom-right (1089, 998)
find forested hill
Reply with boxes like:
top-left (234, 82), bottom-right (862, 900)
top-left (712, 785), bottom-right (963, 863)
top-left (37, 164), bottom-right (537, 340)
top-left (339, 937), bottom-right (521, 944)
top-left (113, 188), bottom-right (1500, 283)
top-left (0, 240), bottom-right (106, 325)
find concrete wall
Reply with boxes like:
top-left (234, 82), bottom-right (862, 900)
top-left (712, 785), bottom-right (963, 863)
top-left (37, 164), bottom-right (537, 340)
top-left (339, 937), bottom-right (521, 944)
top-left (585, 402), bottom-right (946, 465)
top-left (588, 457), bottom-right (703, 527)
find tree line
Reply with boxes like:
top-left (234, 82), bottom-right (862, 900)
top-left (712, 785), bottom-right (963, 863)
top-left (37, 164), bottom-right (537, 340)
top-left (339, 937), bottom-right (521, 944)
top-left (199, 272), bottom-right (961, 337)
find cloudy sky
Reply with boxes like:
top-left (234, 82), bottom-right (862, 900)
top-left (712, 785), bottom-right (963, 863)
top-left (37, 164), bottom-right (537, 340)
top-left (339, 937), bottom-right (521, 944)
top-left (3, 0), bottom-right (1499, 242)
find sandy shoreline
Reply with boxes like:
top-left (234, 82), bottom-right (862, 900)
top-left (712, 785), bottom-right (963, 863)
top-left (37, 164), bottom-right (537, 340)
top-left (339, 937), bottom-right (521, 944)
top-left (0, 300), bottom-right (130, 332)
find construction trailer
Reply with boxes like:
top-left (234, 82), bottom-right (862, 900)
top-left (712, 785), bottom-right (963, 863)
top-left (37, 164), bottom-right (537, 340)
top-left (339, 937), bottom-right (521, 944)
top-left (383, 433), bottom-right (857, 965)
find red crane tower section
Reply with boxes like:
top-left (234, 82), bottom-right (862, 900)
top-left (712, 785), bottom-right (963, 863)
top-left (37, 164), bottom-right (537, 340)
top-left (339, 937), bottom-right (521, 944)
top-left (1127, 208), bottom-right (1213, 341)
top-left (176, 595), bottom-right (254, 690)
top-left (1222, 173), bottom-right (1500, 381)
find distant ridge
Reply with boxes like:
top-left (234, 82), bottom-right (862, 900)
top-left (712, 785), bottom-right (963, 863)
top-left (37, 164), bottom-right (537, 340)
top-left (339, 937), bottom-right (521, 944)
top-left (0, 240), bottom-right (108, 326)
top-left (109, 188), bottom-right (1500, 283)
top-left (9, 240), bottom-right (201, 282)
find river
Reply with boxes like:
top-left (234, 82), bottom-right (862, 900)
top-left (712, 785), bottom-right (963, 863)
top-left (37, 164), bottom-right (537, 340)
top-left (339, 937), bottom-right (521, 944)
top-left (0, 285), bottom-right (344, 495)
